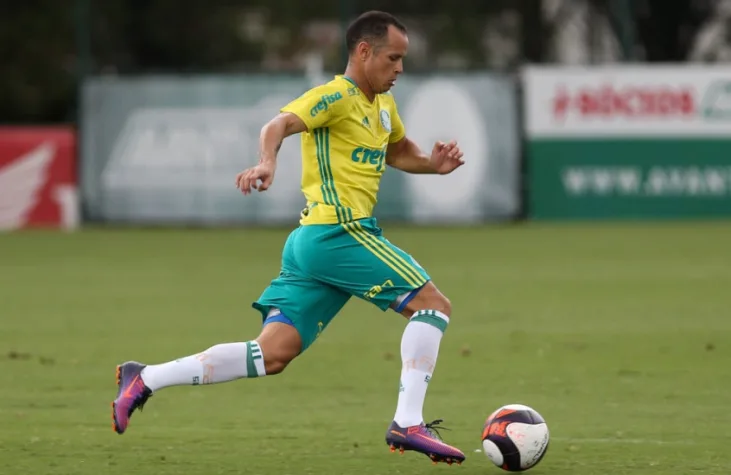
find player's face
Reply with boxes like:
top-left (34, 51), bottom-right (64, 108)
top-left (365, 26), bottom-right (408, 94)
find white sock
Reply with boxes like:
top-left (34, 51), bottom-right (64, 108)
top-left (393, 309), bottom-right (449, 427)
top-left (140, 341), bottom-right (266, 392)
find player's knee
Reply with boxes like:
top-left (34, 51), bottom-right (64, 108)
top-left (402, 283), bottom-right (452, 317)
top-left (258, 345), bottom-right (298, 375)
top-left (430, 294), bottom-right (451, 317)
top-left (256, 322), bottom-right (302, 376)
top-left (419, 283), bottom-right (451, 316)
top-left (263, 357), bottom-right (291, 375)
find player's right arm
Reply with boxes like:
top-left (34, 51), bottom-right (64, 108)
top-left (235, 113), bottom-right (305, 195)
top-left (258, 112), bottom-right (307, 166)
top-left (236, 85), bottom-right (347, 195)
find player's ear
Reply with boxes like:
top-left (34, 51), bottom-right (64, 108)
top-left (357, 41), bottom-right (370, 61)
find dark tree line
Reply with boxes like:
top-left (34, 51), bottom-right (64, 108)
top-left (0, 0), bottom-right (720, 124)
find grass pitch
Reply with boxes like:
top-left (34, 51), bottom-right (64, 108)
top-left (1, 222), bottom-right (730, 475)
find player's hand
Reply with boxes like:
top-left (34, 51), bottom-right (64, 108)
top-left (429, 140), bottom-right (465, 175)
top-left (235, 162), bottom-right (276, 195)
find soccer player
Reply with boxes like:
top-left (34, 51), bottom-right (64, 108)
top-left (112, 10), bottom-right (466, 466)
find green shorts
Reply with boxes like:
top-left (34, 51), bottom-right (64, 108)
top-left (252, 217), bottom-right (430, 352)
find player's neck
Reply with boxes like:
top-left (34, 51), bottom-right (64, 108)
top-left (343, 66), bottom-right (376, 102)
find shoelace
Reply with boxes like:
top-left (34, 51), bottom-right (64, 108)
top-left (127, 387), bottom-right (152, 415)
top-left (424, 419), bottom-right (451, 440)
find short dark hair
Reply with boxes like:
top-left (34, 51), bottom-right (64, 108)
top-left (345, 11), bottom-right (407, 53)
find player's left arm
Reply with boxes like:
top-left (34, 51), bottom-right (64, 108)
top-left (386, 136), bottom-right (465, 175)
top-left (385, 103), bottom-right (464, 175)
top-left (386, 137), bottom-right (433, 173)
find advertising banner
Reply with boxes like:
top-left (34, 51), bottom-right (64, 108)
top-left (0, 127), bottom-right (78, 231)
top-left (524, 65), bottom-right (731, 219)
top-left (80, 74), bottom-right (520, 225)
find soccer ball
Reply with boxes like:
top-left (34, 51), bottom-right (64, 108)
top-left (481, 404), bottom-right (549, 472)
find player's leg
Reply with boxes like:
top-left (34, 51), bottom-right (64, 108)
top-left (136, 319), bottom-right (301, 387)
top-left (385, 281), bottom-right (460, 460)
top-left (391, 281), bottom-right (451, 425)
top-left (111, 321), bottom-right (302, 435)
top-left (360, 237), bottom-right (462, 465)
top-left (299, 218), bottom-right (463, 464)
top-left (111, 227), bottom-right (349, 435)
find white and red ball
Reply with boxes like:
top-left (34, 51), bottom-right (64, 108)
top-left (481, 404), bottom-right (549, 471)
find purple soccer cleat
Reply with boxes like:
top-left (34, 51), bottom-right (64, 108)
top-left (111, 361), bottom-right (152, 434)
top-left (385, 419), bottom-right (466, 465)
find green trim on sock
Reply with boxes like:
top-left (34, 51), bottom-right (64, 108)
top-left (246, 341), bottom-right (260, 378)
top-left (251, 342), bottom-right (262, 360)
top-left (411, 310), bottom-right (449, 334)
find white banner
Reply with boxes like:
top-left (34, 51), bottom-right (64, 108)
top-left (524, 65), bottom-right (731, 138)
top-left (81, 74), bottom-right (520, 224)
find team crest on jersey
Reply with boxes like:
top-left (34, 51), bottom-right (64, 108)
top-left (379, 109), bottom-right (391, 132)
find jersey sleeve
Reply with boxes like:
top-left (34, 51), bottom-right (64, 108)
top-left (280, 85), bottom-right (348, 131)
top-left (388, 100), bottom-right (406, 143)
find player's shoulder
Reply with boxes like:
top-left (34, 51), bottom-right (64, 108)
top-left (304, 77), bottom-right (357, 104)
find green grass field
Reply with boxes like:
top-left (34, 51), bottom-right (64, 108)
top-left (1, 222), bottom-right (730, 475)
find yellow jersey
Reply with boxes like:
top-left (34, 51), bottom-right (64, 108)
top-left (280, 75), bottom-right (406, 225)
